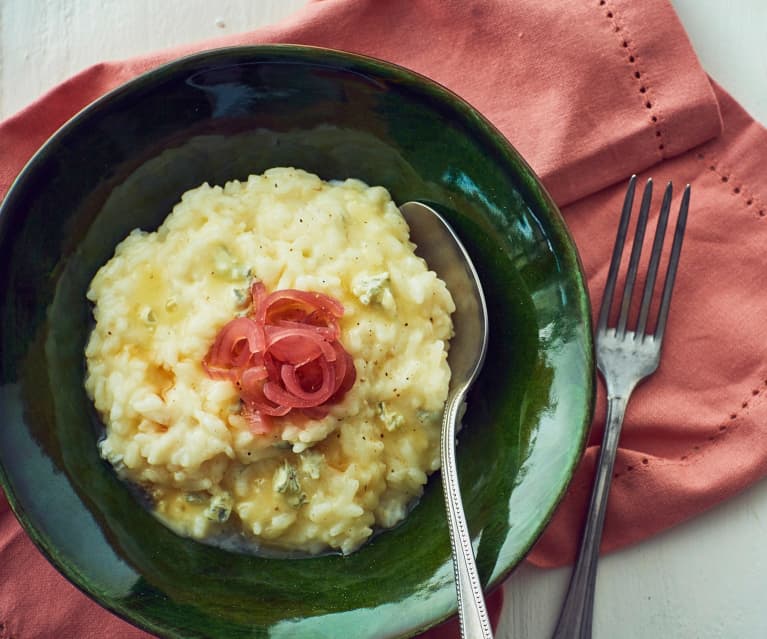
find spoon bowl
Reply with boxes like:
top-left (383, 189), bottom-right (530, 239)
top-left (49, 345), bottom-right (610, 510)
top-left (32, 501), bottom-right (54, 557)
top-left (399, 201), bottom-right (492, 638)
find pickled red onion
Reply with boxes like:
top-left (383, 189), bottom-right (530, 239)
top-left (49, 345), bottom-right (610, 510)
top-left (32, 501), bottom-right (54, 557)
top-left (203, 283), bottom-right (356, 432)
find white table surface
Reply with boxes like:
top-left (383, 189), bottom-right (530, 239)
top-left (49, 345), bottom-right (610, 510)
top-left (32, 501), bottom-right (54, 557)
top-left (2, 2), bottom-right (767, 638)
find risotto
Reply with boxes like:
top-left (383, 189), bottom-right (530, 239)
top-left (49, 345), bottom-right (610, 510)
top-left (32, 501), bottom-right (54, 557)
top-left (84, 167), bottom-right (455, 555)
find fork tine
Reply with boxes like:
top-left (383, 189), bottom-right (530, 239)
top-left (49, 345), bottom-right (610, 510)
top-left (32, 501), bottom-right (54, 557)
top-left (616, 178), bottom-right (653, 336)
top-left (597, 175), bottom-right (637, 333)
top-left (636, 182), bottom-right (673, 337)
top-left (655, 184), bottom-right (691, 342)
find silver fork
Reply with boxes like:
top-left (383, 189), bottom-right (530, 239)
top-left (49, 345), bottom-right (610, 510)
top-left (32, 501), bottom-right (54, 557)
top-left (552, 175), bottom-right (691, 639)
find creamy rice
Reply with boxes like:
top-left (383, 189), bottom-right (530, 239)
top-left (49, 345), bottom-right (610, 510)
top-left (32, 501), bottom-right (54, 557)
top-left (84, 167), bottom-right (455, 555)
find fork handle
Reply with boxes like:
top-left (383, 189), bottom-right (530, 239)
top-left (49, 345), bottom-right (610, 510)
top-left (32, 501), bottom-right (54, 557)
top-left (551, 393), bottom-right (630, 639)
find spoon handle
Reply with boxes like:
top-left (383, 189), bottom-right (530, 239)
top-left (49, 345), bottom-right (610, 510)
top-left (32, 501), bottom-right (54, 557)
top-left (442, 393), bottom-right (494, 639)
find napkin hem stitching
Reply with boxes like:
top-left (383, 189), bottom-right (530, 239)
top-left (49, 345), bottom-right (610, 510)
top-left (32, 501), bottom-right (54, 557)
top-left (695, 151), bottom-right (767, 218)
top-left (599, 0), bottom-right (667, 159)
top-left (613, 377), bottom-right (767, 479)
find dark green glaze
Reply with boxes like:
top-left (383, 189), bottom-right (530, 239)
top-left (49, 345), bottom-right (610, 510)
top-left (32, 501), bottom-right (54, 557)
top-left (0, 46), bottom-right (594, 638)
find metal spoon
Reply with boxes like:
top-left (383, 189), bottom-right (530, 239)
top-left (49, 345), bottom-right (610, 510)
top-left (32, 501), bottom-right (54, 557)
top-left (399, 201), bottom-right (492, 639)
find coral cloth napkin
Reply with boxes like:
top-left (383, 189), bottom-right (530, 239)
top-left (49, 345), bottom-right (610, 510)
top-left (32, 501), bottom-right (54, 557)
top-left (2, 0), bottom-right (767, 637)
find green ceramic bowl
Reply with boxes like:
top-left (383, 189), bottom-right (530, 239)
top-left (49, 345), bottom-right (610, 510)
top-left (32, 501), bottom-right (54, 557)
top-left (0, 46), bottom-right (593, 638)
